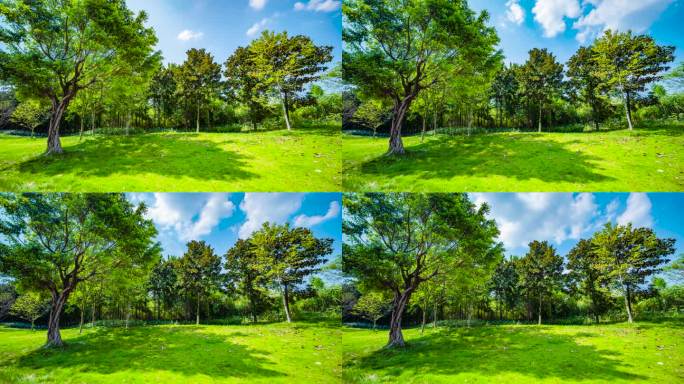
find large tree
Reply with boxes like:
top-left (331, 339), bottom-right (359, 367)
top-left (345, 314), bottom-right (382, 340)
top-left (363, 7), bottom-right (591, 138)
top-left (250, 31), bottom-right (333, 131)
top-left (176, 49), bottom-right (222, 133)
top-left (224, 47), bottom-right (269, 130)
top-left (177, 240), bottom-right (223, 325)
top-left (343, 0), bottom-right (500, 154)
top-left (224, 239), bottom-right (268, 323)
top-left (518, 48), bottom-right (564, 132)
top-left (567, 239), bottom-right (611, 323)
top-left (0, 0), bottom-right (158, 154)
top-left (250, 222), bottom-right (333, 323)
top-left (592, 30), bottom-right (675, 130)
top-left (0, 193), bottom-right (160, 347)
top-left (567, 46), bottom-right (610, 131)
top-left (592, 223), bottom-right (675, 323)
top-left (517, 241), bottom-right (563, 325)
top-left (10, 291), bottom-right (50, 330)
top-left (343, 193), bottom-right (502, 347)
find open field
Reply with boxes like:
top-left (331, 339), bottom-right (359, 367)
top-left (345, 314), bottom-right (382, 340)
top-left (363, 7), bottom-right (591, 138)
top-left (0, 128), bottom-right (341, 192)
top-left (342, 123), bottom-right (684, 192)
top-left (0, 321), bottom-right (341, 384)
top-left (342, 320), bottom-right (684, 384)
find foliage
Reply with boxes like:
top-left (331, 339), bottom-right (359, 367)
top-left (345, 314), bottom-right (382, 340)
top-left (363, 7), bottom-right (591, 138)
top-left (351, 291), bottom-right (389, 329)
top-left (9, 291), bottom-right (50, 330)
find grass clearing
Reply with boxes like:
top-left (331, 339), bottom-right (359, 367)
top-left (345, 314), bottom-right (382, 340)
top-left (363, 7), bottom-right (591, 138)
top-left (342, 321), bottom-right (684, 383)
top-left (342, 123), bottom-right (684, 191)
top-left (0, 128), bottom-right (341, 192)
top-left (0, 321), bottom-right (341, 383)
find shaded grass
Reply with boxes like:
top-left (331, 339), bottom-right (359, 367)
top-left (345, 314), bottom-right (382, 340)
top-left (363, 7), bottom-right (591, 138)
top-left (342, 123), bottom-right (684, 192)
top-left (0, 128), bottom-right (341, 192)
top-left (0, 321), bottom-right (341, 383)
top-left (342, 321), bottom-right (684, 383)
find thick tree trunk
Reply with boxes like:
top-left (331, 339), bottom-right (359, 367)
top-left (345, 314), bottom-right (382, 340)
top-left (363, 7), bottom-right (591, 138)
top-left (281, 91), bottom-right (291, 131)
top-left (387, 98), bottom-right (413, 156)
top-left (623, 91), bottom-right (633, 130)
top-left (196, 294), bottom-right (200, 325)
top-left (46, 99), bottom-right (70, 155)
top-left (624, 284), bottom-right (634, 323)
top-left (387, 288), bottom-right (413, 348)
top-left (46, 290), bottom-right (71, 347)
top-left (282, 284), bottom-right (292, 323)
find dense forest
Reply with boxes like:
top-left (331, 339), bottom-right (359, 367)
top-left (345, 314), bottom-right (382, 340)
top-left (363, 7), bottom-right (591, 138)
top-left (342, 193), bottom-right (683, 348)
top-left (0, 194), bottom-right (339, 347)
top-left (343, 0), bottom-right (684, 154)
top-left (0, 0), bottom-right (341, 155)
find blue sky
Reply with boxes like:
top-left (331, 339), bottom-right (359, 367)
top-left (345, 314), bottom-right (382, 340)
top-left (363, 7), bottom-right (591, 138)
top-left (125, 0), bottom-right (342, 65)
top-left (126, 193), bottom-right (342, 276)
top-left (469, 0), bottom-right (683, 65)
top-left (470, 193), bottom-right (684, 276)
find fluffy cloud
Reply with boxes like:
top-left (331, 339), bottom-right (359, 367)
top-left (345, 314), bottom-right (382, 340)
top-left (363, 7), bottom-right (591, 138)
top-left (532, 0), bottom-right (581, 38)
top-left (617, 193), bottom-right (654, 228)
top-left (506, 0), bottom-right (526, 26)
top-left (471, 193), bottom-right (599, 252)
top-left (249, 0), bottom-right (267, 11)
top-left (143, 193), bottom-right (235, 242)
top-left (294, 201), bottom-right (340, 228)
top-left (246, 17), bottom-right (271, 36)
top-left (294, 0), bottom-right (341, 12)
top-left (238, 193), bottom-right (305, 238)
top-left (177, 29), bottom-right (203, 41)
top-left (573, 0), bottom-right (673, 43)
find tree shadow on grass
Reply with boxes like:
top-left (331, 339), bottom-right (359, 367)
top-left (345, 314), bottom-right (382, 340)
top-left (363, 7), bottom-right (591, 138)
top-left (14, 134), bottom-right (257, 183)
top-left (357, 134), bottom-right (614, 186)
top-left (16, 326), bottom-right (286, 380)
top-left (346, 326), bottom-right (647, 382)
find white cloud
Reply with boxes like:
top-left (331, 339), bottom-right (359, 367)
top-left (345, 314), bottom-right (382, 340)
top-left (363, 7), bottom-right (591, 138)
top-left (294, 0), bottom-right (341, 12)
top-left (573, 0), bottom-right (673, 43)
top-left (532, 0), bottom-right (581, 38)
top-left (249, 0), bottom-right (267, 11)
top-left (506, 0), bottom-right (526, 26)
top-left (471, 193), bottom-right (599, 252)
top-left (617, 193), bottom-right (654, 228)
top-left (238, 193), bottom-right (305, 238)
top-left (177, 29), bottom-right (204, 41)
top-left (294, 201), bottom-right (340, 228)
top-left (144, 193), bottom-right (235, 242)
top-left (246, 17), bottom-right (270, 36)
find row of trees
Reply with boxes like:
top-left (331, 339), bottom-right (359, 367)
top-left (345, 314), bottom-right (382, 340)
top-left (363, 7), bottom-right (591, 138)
top-left (0, 0), bottom-right (337, 155)
top-left (343, 0), bottom-right (679, 155)
top-left (342, 193), bottom-right (679, 348)
top-left (0, 194), bottom-right (336, 347)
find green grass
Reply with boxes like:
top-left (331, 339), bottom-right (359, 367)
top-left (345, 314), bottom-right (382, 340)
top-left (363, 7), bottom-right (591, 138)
top-left (0, 128), bottom-right (340, 192)
top-left (343, 123), bottom-right (684, 191)
top-left (0, 321), bottom-right (341, 384)
top-left (342, 321), bottom-right (684, 383)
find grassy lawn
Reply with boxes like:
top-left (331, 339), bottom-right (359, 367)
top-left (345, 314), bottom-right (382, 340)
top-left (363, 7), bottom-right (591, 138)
top-left (343, 123), bottom-right (684, 192)
top-left (0, 321), bottom-right (341, 384)
top-left (0, 128), bottom-right (340, 192)
top-left (342, 321), bottom-right (684, 384)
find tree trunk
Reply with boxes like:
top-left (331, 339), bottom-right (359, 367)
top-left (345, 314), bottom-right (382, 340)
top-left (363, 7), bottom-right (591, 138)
top-left (196, 102), bottom-right (201, 133)
top-left (387, 288), bottom-right (413, 348)
top-left (387, 98), bottom-right (413, 156)
top-left (250, 294), bottom-right (257, 323)
top-left (282, 284), bottom-right (292, 323)
top-left (196, 294), bottom-right (200, 325)
top-left (281, 91), bottom-right (291, 131)
top-left (538, 292), bottom-right (542, 325)
top-left (372, 319), bottom-right (376, 330)
top-left (46, 290), bottom-right (71, 347)
top-left (31, 320), bottom-right (35, 331)
top-left (46, 98), bottom-right (70, 155)
top-left (538, 105), bottom-right (542, 133)
top-left (79, 298), bottom-right (85, 334)
top-left (623, 91), bottom-right (633, 130)
top-left (126, 110), bottom-right (131, 136)
top-left (420, 114), bottom-right (426, 143)
top-left (79, 115), bottom-right (85, 142)
top-left (624, 283), bottom-right (634, 323)
top-left (420, 307), bottom-right (427, 335)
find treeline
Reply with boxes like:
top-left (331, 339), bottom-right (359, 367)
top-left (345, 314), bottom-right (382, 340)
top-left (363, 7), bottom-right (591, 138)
top-left (0, 194), bottom-right (338, 347)
top-left (342, 193), bottom-right (682, 348)
top-left (343, 0), bottom-right (682, 155)
top-left (0, 0), bottom-right (339, 155)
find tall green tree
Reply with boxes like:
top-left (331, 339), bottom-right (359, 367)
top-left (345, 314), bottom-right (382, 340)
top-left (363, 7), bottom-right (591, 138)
top-left (225, 239), bottom-right (268, 323)
top-left (178, 240), bottom-right (222, 325)
top-left (0, 0), bottom-right (158, 154)
top-left (176, 49), bottom-right (222, 133)
top-left (518, 241), bottom-right (563, 325)
top-left (147, 258), bottom-right (179, 321)
top-left (592, 30), bottom-right (675, 130)
top-left (592, 223), bottom-right (675, 323)
top-left (10, 291), bottom-right (50, 330)
top-left (518, 48), bottom-right (564, 132)
top-left (251, 222), bottom-right (333, 323)
top-left (567, 239), bottom-right (611, 323)
top-left (343, 0), bottom-right (501, 154)
top-left (224, 47), bottom-right (269, 130)
top-left (0, 193), bottom-right (160, 347)
top-left (567, 46), bottom-right (609, 131)
top-left (343, 193), bottom-right (502, 347)
top-left (489, 258), bottom-right (520, 320)
top-left (250, 31), bottom-right (333, 131)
